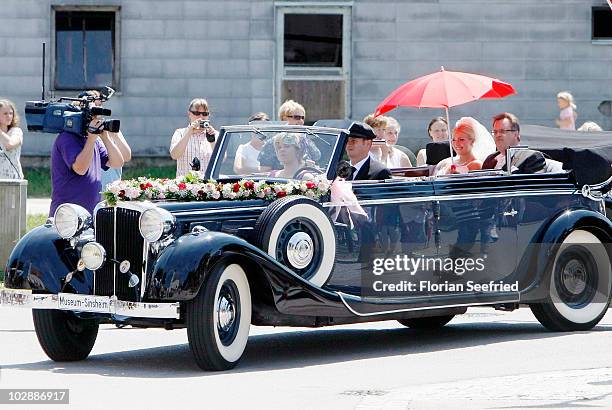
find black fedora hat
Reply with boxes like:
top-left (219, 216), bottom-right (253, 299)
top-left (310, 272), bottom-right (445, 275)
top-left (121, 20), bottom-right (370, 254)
top-left (347, 121), bottom-right (376, 140)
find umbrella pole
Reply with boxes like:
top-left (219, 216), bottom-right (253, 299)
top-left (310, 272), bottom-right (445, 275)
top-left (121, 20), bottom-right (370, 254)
top-left (445, 106), bottom-right (453, 162)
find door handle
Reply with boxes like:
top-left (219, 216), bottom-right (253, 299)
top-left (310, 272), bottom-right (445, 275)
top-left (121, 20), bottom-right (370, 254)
top-left (503, 209), bottom-right (518, 217)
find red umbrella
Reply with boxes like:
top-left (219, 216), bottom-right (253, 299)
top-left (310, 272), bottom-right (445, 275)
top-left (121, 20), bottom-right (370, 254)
top-left (374, 66), bottom-right (516, 158)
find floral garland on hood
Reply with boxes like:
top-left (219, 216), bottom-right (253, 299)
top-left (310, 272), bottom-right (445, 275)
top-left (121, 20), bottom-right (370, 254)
top-left (102, 172), bottom-right (331, 206)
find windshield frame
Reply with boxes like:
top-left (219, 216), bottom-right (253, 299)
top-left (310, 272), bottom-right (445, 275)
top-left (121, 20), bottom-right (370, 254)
top-left (206, 124), bottom-right (347, 181)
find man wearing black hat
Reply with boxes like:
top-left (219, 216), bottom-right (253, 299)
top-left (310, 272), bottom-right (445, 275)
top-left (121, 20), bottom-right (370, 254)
top-left (345, 121), bottom-right (392, 180)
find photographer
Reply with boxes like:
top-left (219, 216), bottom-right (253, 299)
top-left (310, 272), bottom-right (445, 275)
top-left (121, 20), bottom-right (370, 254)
top-left (49, 117), bottom-right (124, 216)
top-left (82, 90), bottom-right (132, 188)
top-left (170, 98), bottom-right (218, 177)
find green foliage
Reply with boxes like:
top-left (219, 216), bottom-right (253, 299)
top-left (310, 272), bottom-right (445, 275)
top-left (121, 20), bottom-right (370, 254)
top-left (27, 214), bottom-right (48, 232)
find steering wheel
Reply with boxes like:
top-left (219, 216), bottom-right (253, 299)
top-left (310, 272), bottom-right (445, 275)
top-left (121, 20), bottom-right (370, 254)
top-left (293, 166), bottom-right (323, 180)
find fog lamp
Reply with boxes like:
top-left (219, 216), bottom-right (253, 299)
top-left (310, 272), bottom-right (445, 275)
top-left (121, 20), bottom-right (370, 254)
top-left (81, 242), bottom-right (106, 270)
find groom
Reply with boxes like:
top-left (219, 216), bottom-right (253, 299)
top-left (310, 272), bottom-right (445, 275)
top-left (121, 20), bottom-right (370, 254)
top-left (482, 112), bottom-right (545, 174)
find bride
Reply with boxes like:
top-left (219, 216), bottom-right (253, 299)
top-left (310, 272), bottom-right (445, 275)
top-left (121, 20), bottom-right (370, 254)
top-left (433, 117), bottom-right (496, 175)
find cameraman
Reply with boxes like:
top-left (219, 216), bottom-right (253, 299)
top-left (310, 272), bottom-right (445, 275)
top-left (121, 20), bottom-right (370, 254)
top-left (170, 98), bottom-right (218, 177)
top-left (83, 90), bottom-right (132, 188)
top-left (49, 117), bottom-right (124, 216)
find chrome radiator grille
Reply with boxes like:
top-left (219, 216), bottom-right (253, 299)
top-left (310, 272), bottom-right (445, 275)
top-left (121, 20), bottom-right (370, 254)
top-left (95, 207), bottom-right (145, 301)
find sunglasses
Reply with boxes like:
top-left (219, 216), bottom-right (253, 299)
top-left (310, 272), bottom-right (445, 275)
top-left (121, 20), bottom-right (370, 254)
top-left (190, 111), bottom-right (210, 117)
top-left (288, 115), bottom-right (305, 120)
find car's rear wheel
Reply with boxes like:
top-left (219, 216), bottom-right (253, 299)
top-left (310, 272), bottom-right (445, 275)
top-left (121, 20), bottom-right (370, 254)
top-left (398, 315), bottom-right (455, 329)
top-left (253, 196), bottom-right (336, 287)
top-left (186, 263), bottom-right (251, 371)
top-left (32, 309), bottom-right (99, 361)
top-left (530, 230), bottom-right (611, 331)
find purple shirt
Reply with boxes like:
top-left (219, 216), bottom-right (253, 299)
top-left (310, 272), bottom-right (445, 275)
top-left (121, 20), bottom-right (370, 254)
top-left (50, 132), bottom-right (109, 216)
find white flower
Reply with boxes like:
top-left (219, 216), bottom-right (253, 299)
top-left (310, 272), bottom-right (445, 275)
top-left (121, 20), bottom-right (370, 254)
top-left (168, 184), bottom-right (178, 193)
top-left (211, 190), bottom-right (221, 199)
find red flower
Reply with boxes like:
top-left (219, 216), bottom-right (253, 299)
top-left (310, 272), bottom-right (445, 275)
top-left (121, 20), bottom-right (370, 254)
top-left (146, 182), bottom-right (153, 188)
top-left (119, 190), bottom-right (125, 198)
top-left (305, 181), bottom-right (315, 189)
top-left (198, 189), bottom-right (204, 196)
top-left (233, 183), bottom-right (240, 193)
top-left (140, 183), bottom-right (146, 190)
top-left (244, 181), bottom-right (254, 189)
top-left (178, 182), bottom-right (186, 190)
top-left (277, 191), bottom-right (287, 198)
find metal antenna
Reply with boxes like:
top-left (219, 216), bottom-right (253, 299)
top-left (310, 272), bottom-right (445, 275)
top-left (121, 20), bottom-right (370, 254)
top-left (41, 42), bottom-right (46, 100)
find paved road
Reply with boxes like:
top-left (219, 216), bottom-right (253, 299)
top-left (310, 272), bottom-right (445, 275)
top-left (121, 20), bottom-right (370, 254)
top-left (0, 307), bottom-right (610, 409)
top-left (26, 198), bottom-right (51, 216)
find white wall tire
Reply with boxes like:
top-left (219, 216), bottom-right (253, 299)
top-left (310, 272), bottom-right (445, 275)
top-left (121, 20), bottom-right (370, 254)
top-left (187, 263), bottom-right (251, 370)
top-left (531, 230), bottom-right (611, 331)
top-left (253, 196), bottom-right (336, 287)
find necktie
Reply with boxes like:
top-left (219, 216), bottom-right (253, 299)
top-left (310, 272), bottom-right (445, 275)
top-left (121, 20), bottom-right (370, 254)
top-left (348, 166), bottom-right (357, 180)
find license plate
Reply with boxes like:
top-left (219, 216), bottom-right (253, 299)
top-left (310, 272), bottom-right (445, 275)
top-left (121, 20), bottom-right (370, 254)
top-left (57, 293), bottom-right (111, 313)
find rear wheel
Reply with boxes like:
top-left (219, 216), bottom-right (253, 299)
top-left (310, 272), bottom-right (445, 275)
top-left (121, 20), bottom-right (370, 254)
top-left (398, 315), bottom-right (455, 329)
top-left (186, 263), bottom-right (251, 371)
top-left (32, 310), bottom-right (99, 361)
top-left (530, 230), bottom-right (611, 331)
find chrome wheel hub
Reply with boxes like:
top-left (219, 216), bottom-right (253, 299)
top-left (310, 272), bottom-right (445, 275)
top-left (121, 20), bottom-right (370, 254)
top-left (217, 295), bottom-right (235, 332)
top-left (286, 232), bottom-right (314, 269)
top-left (561, 259), bottom-right (588, 295)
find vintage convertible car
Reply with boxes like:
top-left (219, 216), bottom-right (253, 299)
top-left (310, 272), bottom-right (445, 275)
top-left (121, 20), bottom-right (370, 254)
top-left (2, 123), bottom-right (611, 371)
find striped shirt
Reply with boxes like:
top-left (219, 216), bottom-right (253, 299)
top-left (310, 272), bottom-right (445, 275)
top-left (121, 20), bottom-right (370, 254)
top-left (170, 127), bottom-right (215, 177)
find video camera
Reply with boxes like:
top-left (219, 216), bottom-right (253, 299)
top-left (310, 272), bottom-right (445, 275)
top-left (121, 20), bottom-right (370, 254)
top-left (24, 86), bottom-right (120, 136)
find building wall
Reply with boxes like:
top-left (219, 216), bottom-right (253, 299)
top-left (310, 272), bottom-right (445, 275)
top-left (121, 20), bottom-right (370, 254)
top-left (0, 0), bottom-right (610, 157)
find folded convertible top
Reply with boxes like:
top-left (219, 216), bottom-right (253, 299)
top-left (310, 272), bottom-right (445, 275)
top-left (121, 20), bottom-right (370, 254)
top-left (521, 124), bottom-right (612, 186)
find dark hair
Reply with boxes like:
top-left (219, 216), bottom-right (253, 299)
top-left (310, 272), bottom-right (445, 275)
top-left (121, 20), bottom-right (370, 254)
top-left (427, 117), bottom-right (447, 133)
top-left (492, 112), bottom-right (520, 133)
top-left (248, 112), bottom-right (270, 122)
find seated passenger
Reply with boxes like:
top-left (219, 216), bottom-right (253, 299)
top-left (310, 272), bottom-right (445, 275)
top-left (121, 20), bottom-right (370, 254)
top-left (483, 112), bottom-right (545, 174)
top-left (378, 116), bottom-right (414, 168)
top-left (417, 117), bottom-right (449, 166)
top-left (269, 132), bottom-right (307, 178)
top-left (433, 117), bottom-right (495, 176)
top-left (345, 122), bottom-right (392, 181)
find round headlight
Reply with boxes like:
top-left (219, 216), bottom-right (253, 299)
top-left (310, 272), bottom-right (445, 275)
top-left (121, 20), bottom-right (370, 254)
top-left (139, 208), bottom-right (175, 242)
top-left (54, 204), bottom-right (92, 239)
top-left (81, 242), bottom-right (106, 270)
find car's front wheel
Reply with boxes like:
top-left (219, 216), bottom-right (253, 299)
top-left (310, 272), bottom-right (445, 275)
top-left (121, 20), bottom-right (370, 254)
top-left (186, 263), bottom-right (252, 371)
top-left (530, 230), bottom-right (611, 331)
top-left (32, 310), bottom-right (99, 361)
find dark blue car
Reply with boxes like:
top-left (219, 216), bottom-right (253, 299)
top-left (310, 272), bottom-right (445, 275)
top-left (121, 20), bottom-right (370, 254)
top-left (2, 124), bottom-right (611, 371)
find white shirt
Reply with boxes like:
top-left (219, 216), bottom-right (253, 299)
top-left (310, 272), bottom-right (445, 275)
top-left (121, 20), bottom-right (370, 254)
top-left (494, 152), bottom-right (506, 170)
top-left (234, 142), bottom-right (261, 173)
top-left (0, 127), bottom-right (24, 179)
top-left (170, 127), bottom-right (215, 177)
top-left (350, 154), bottom-right (371, 180)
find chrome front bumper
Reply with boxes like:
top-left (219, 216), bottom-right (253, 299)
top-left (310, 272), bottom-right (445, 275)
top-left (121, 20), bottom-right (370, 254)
top-left (0, 289), bottom-right (180, 319)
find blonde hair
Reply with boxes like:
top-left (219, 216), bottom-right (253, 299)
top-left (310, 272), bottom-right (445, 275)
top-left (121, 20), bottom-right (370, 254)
top-left (278, 100), bottom-right (305, 120)
top-left (273, 132), bottom-right (305, 156)
top-left (363, 114), bottom-right (387, 129)
top-left (577, 121), bottom-right (603, 132)
top-left (557, 91), bottom-right (576, 110)
top-left (0, 99), bottom-right (20, 129)
top-left (188, 98), bottom-right (210, 112)
top-left (385, 116), bottom-right (401, 134)
top-left (453, 121), bottom-right (476, 141)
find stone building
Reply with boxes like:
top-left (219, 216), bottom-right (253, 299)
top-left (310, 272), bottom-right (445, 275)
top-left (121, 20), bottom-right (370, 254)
top-left (1, 0), bottom-right (611, 157)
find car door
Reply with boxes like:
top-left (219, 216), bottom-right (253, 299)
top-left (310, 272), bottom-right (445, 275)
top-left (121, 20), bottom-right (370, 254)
top-left (433, 175), bottom-right (519, 300)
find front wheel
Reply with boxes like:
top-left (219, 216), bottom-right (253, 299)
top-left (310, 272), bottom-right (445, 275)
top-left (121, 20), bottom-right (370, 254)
top-left (186, 263), bottom-right (252, 371)
top-left (530, 230), bottom-right (611, 331)
top-left (32, 310), bottom-right (99, 361)
top-left (398, 315), bottom-right (455, 329)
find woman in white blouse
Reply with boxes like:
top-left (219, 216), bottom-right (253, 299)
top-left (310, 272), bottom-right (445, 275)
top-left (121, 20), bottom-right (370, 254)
top-left (0, 99), bottom-right (24, 179)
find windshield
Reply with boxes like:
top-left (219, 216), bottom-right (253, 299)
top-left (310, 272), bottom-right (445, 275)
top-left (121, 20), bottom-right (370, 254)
top-left (212, 127), bottom-right (340, 180)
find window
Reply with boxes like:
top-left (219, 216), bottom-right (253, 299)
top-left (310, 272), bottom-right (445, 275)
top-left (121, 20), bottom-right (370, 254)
top-left (53, 7), bottom-right (120, 90)
top-left (592, 7), bottom-right (612, 41)
top-left (284, 14), bottom-right (343, 67)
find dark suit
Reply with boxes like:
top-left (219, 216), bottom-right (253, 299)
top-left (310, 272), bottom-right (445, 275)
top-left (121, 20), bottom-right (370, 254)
top-left (482, 149), bottom-right (546, 174)
top-left (353, 156), bottom-right (392, 180)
